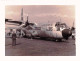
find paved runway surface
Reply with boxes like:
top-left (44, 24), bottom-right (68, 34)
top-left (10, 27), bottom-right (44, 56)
top-left (5, 37), bottom-right (76, 56)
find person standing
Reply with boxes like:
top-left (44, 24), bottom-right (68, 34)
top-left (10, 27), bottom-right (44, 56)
top-left (12, 30), bottom-right (17, 46)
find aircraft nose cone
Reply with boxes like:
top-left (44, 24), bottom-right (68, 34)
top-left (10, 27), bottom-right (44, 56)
top-left (62, 29), bottom-right (72, 39)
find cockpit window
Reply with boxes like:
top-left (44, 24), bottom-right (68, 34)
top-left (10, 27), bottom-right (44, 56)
top-left (55, 22), bottom-right (68, 31)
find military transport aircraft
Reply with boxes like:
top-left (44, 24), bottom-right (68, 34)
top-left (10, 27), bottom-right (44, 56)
top-left (5, 8), bottom-right (72, 41)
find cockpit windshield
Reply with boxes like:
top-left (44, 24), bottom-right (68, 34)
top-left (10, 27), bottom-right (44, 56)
top-left (55, 22), bottom-right (68, 31)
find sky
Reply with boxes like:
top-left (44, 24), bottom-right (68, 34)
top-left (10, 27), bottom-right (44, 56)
top-left (5, 5), bottom-right (75, 27)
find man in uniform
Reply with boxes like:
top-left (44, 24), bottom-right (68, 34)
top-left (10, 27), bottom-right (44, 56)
top-left (12, 29), bottom-right (17, 46)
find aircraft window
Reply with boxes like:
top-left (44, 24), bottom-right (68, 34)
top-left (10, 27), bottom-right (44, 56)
top-left (55, 23), bottom-right (67, 31)
top-left (56, 25), bottom-right (67, 31)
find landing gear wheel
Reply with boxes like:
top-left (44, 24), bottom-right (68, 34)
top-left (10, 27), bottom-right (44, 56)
top-left (55, 39), bottom-right (62, 42)
top-left (40, 37), bottom-right (46, 40)
top-left (58, 39), bottom-right (62, 42)
top-left (23, 35), bottom-right (27, 38)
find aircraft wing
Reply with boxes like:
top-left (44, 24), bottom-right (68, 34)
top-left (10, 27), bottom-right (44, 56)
top-left (5, 19), bottom-right (22, 25)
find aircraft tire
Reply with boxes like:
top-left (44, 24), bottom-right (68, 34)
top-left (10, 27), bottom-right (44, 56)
top-left (23, 35), bottom-right (27, 38)
top-left (40, 37), bottom-right (46, 40)
top-left (31, 36), bottom-right (35, 39)
top-left (55, 39), bottom-right (62, 42)
top-left (58, 39), bottom-right (62, 42)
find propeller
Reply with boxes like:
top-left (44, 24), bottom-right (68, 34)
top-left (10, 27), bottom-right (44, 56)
top-left (23, 15), bottom-right (34, 27)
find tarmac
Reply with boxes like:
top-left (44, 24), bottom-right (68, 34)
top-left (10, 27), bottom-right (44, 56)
top-left (5, 37), bottom-right (76, 56)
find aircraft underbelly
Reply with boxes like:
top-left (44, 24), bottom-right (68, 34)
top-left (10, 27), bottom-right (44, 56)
top-left (52, 31), bottom-right (62, 38)
top-left (38, 30), bottom-right (63, 38)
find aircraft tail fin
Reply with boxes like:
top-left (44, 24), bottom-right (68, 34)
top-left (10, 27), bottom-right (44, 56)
top-left (21, 8), bottom-right (23, 22)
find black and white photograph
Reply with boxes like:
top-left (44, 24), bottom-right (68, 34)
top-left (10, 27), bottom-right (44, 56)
top-left (5, 5), bottom-right (75, 56)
